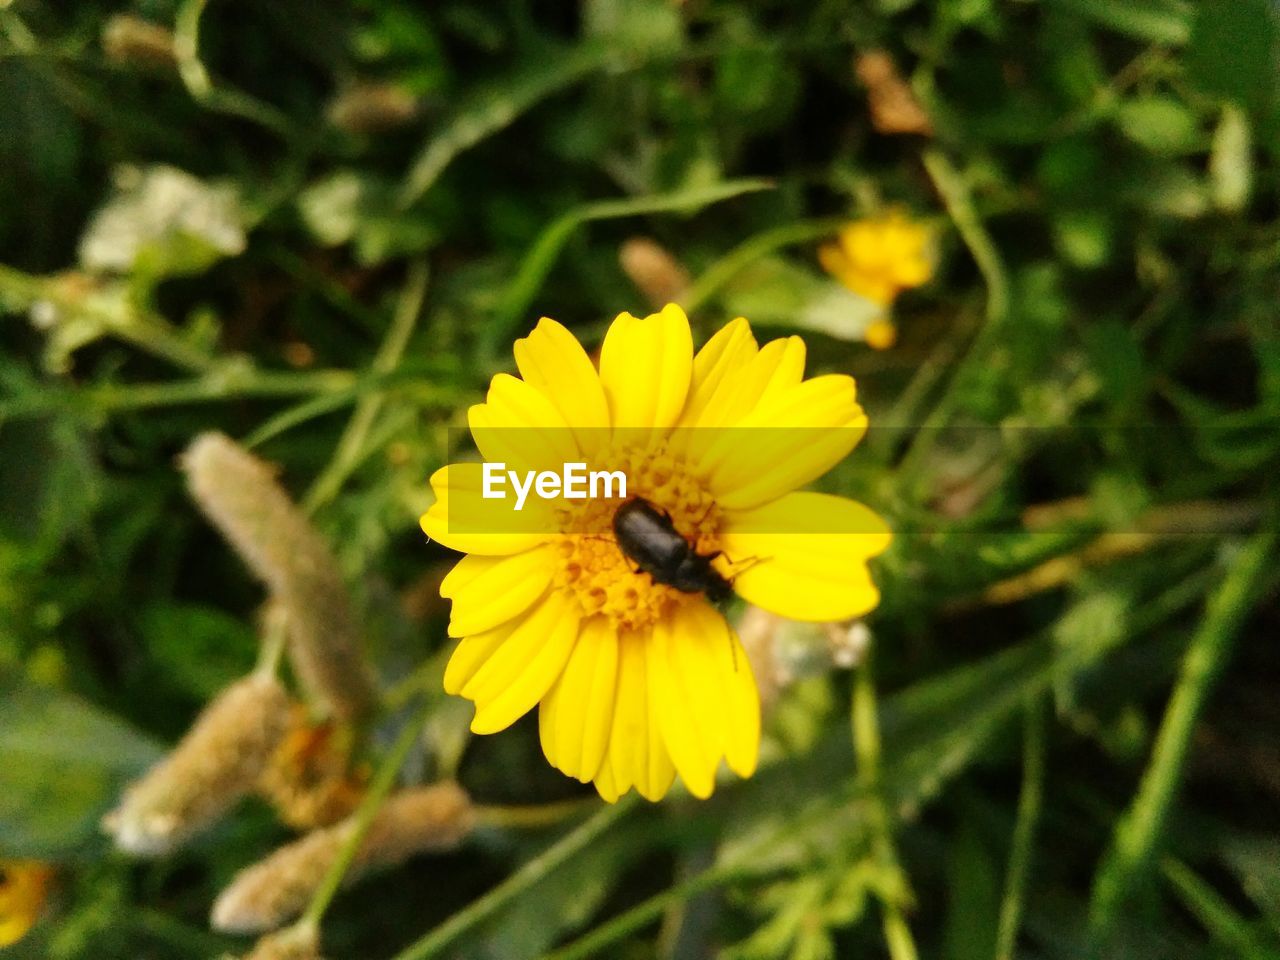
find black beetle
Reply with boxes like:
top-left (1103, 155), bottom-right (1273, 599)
top-left (612, 497), bottom-right (733, 604)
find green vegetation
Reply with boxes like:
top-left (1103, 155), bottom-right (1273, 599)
top-left (1, 1), bottom-right (1277, 958)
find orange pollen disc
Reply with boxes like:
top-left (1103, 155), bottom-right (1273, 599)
top-left (552, 442), bottom-right (722, 632)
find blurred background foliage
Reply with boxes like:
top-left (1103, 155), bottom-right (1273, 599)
top-left (1, 0), bottom-right (1278, 958)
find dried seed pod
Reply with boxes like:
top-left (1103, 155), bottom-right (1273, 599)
top-left (103, 674), bottom-right (290, 856)
top-left (182, 433), bottom-right (375, 720)
top-left (242, 925), bottom-right (323, 960)
top-left (327, 84), bottom-right (420, 135)
top-left (619, 237), bottom-right (691, 308)
top-left (212, 783), bottom-right (475, 935)
top-left (855, 51), bottom-right (933, 136)
top-left (101, 15), bottom-right (176, 69)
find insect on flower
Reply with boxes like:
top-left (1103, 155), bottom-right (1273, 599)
top-left (421, 304), bottom-right (892, 802)
top-left (612, 497), bottom-right (733, 604)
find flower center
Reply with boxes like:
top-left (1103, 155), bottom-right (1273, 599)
top-left (552, 442), bottom-right (721, 632)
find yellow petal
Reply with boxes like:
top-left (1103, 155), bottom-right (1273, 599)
top-left (701, 375), bottom-right (867, 510)
top-left (678, 316), bottom-right (759, 428)
top-left (513, 317), bottom-right (610, 456)
top-left (818, 242), bottom-right (850, 278)
top-left (720, 492), bottom-right (892, 621)
top-left (468, 373), bottom-right (579, 472)
top-left (420, 463), bottom-right (553, 556)
top-left (678, 334), bottom-right (808, 473)
top-left (443, 620), bottom-right (518, 695)
top-left (599, 304), bottom-right (693, 431)
top-left (592, 749), bottom-right (623, 803)
top-left (0, 861), bottom-right (51, 948)
top-left (441, 546), bottom-right (555, 638)
top-left (724, 626), bottom-right (761, 778)
top-left (462, 591), bottom-right (580, 734)
top-left (649, 602), bottom-right (741, 799)
top-left (539, 616), bottom-right (618, 782)
top-left (601, 629), bottom-right (675, 802)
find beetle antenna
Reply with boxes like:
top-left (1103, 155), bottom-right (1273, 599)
top-left (723, 553), bottom-right (768, 577)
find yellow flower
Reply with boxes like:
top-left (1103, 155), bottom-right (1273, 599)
top-left (863, 317), bottom-right (898, 351)
top-left (420, 304), bottom-right (891, 802)
top-left (819, 210), bottom-right (934, 306)
top-left (0, 860), bottom-right (54, 948)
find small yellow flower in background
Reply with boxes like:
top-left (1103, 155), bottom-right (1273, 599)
top-left (421, 304), bottom-right (891, 803)
top-left (0, 860), bottom-right (54, 948)
top-left (863, 317), bottom-right (898, 351)
top-left (819, 210), bottom-right (934, 309)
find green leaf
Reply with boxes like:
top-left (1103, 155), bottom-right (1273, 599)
top-left (1117, 96), bottom-right (1203, 156)
top-left (1085, 321), bottom-right (1146, 407)
top-left (140, 603), bottom-right (258, 699)
top-left (0, 672), bottom-right (161, 858)
top-left (1209, 104), bottom-right (1253, 212)
top-left (583, 0), bottom-right (684, 56)
top-left (0, 415), bottom-right (98, 548)
top-left (1053, 208), bottom-right (1114, 269)
top-left (943, 817), bottom-right (1002, 960)
top-left (1049, 0), bottom-right (1192, 45)
top-left (1220, 835), bottom-right (1280, 934)
top-left (1188, 0), bottom-right (1280, 111)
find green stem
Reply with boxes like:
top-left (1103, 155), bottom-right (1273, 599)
top-left (1087, 530), bottom-right (1277, 941)
top-left (0, 264), bottom-right (216, 374)
top-left (543, 862), bottom-right (755, 960)
top-left (304, 261), bottom-right (429, 513)
top-left (895, 150), bottom-right (1011, 483)
top-left (1161, 857), bottom-right (1273, 960)
top-left (391, 795), bottom-right (639, 960)
top-left (297, 697), bottom-right (434, 929)
top-left (0, 367), bottom-right (355, 420)
top-left (474, 800), bottom-right (597, 831)
top-left (240, 391), bottom-right (367, 449)
top-left (484, 179), bottom-right (774, 361)
top-left (922, 150), bottom-right (1010, 330)
top-left (852, 649), bottom-right (921, 960)
top-left (680, 218), bottom-right (847, 316)
top-left (1, 363), bottom-right (468, 422)
top-left (995, 698), bottom-right (1047, 960)
top-left (399, 45), bottom-right (613, 209)
top-left (883, 909), bottom-right (921, 960)
top-left (173, 0), bottom-right (295, 138)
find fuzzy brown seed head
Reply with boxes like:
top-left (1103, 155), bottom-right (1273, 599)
top-left (212, 783), bottom-right (475, 935)
top-left (327, 84), bottom-right (419, 135)
top-left (242, 925), bottom-right (323, 960)
top-left (355, 782), bottom-right (477, 870)
top-left (619, 238), bottom-right (691, 309)
top-left (103, 673), bottom-right (290, 856)
top-left (854, 51), bottom-right (933, 137)
top-left (102, 15), bottom-right (176, 69)
top-left (182, 432), bottom-right (375, 721)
